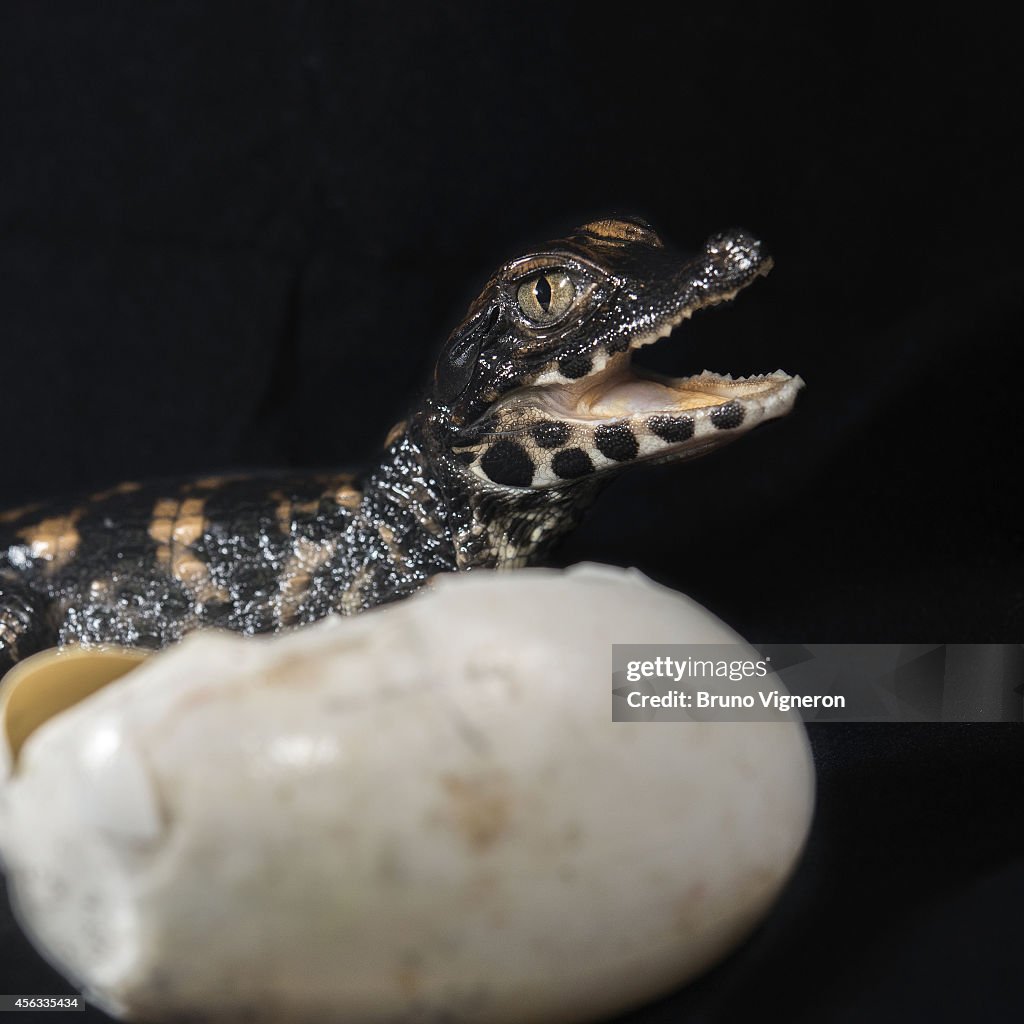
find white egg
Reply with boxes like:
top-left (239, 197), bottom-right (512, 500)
top-left (0, 564), bottom-right (814, 1023)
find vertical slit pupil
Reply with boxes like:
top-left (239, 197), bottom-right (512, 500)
top-left (534, 275), bottom-right (552, 313)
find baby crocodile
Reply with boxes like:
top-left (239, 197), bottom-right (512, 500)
top-left (0, 217), bottom-right (803, 675)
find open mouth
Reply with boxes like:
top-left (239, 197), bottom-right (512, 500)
top-left (531, 303), bottom-right (804, 440)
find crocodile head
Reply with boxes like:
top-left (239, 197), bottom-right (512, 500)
top-left (427, 217), bottom-right (803, 492)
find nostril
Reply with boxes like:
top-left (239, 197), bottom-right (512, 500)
top-left (707, 229), bottom-right (764, 259)
top-left (703, 230), bottom-right (770, 282)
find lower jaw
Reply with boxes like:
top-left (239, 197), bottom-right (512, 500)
top-left (548, 369), bottom-right (796, 423)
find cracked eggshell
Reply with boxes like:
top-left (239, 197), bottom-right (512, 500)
top-left (0, 564), bottom-right (814, 1023)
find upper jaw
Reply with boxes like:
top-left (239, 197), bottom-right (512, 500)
top-left (541, 229), bottom-right (798, 421)
top-left (624, 229), bottom-right (775, 351)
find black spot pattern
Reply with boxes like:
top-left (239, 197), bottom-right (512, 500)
top-left (533, 421), bottom-right (570, 449)
top-left (455, 451), bottom-right (477, 465)
top-left (558, 353), bottom-right (592, 379)
top-left (594, 423), bottom-right (639, 461)
top-left (481, 440), bottom-right (534, 487)
top-left (710, 401), bottom-right (745, 430)
top-left (551, 448), bottom-right (594, 479)
top-left (648, 414), bottom-right (695, 442)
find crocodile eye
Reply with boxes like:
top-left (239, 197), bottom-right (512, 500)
top-left (517, 272), bottom-right (575, 325)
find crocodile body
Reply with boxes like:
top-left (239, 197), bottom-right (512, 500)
top-left (1, 218), bottom-right (803, 675)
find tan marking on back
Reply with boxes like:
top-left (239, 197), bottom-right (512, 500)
top-left (385, 419), bottom-right (408, 447)
top-left (0, 503), bottom-right (42, 525)
top-left (148, 525), bottom-right (173, 561)
top-left (89, 481), bottom-right (142, 502)
top-left (333, 484), bottom-right (362, 510)
top-left (339, 564), bottom-right (374, 615)
top-left (279, 569), bottom-right (312, 618)
top-left (172, 556), bottom-right (208, 587)
top-left (16, 511), bottom-right (84, 570)
top-left (310, 471), bottom-right (355, 486)
top-left (192, 475), bottom-right (236, 490)
top-left (173, 497), bottom-right (206, 546)
top-left (377, 524), bottom-right (404, 564)
top-left (578, 218), bottom-right (663, 248)
top-left (405, 481), bottom-right (443, 536)
top-left (151, 498), bottom-right (179, 521)
top-left (273, 493), bottom-right (293, 536)
top-left (277, 534), bottom-right (338, 625)
top-left (292, 536), bottom-right (335, 573)
top-left (420, 515), bottom-right (443, 537)
top-left (273, 494), bottom-right (323, 539)
top-left (172, 555), bottom-right (227, 604)
top-left (149, 499), bottom-right (177, 566)
top-left (148, 497), bottom-right (223, 600)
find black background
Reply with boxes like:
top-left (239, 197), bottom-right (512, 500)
top-left (1, 4), bottom-right (1022, 1022)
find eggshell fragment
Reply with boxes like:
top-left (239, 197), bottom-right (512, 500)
top-left (0, 564), bottom-right (814, 1023)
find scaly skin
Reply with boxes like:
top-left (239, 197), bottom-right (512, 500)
top-left (1, 217), bottom-right (803, 674)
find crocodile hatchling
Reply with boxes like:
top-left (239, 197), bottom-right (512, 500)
top-left (0, 217), bottom-right (804, 676)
